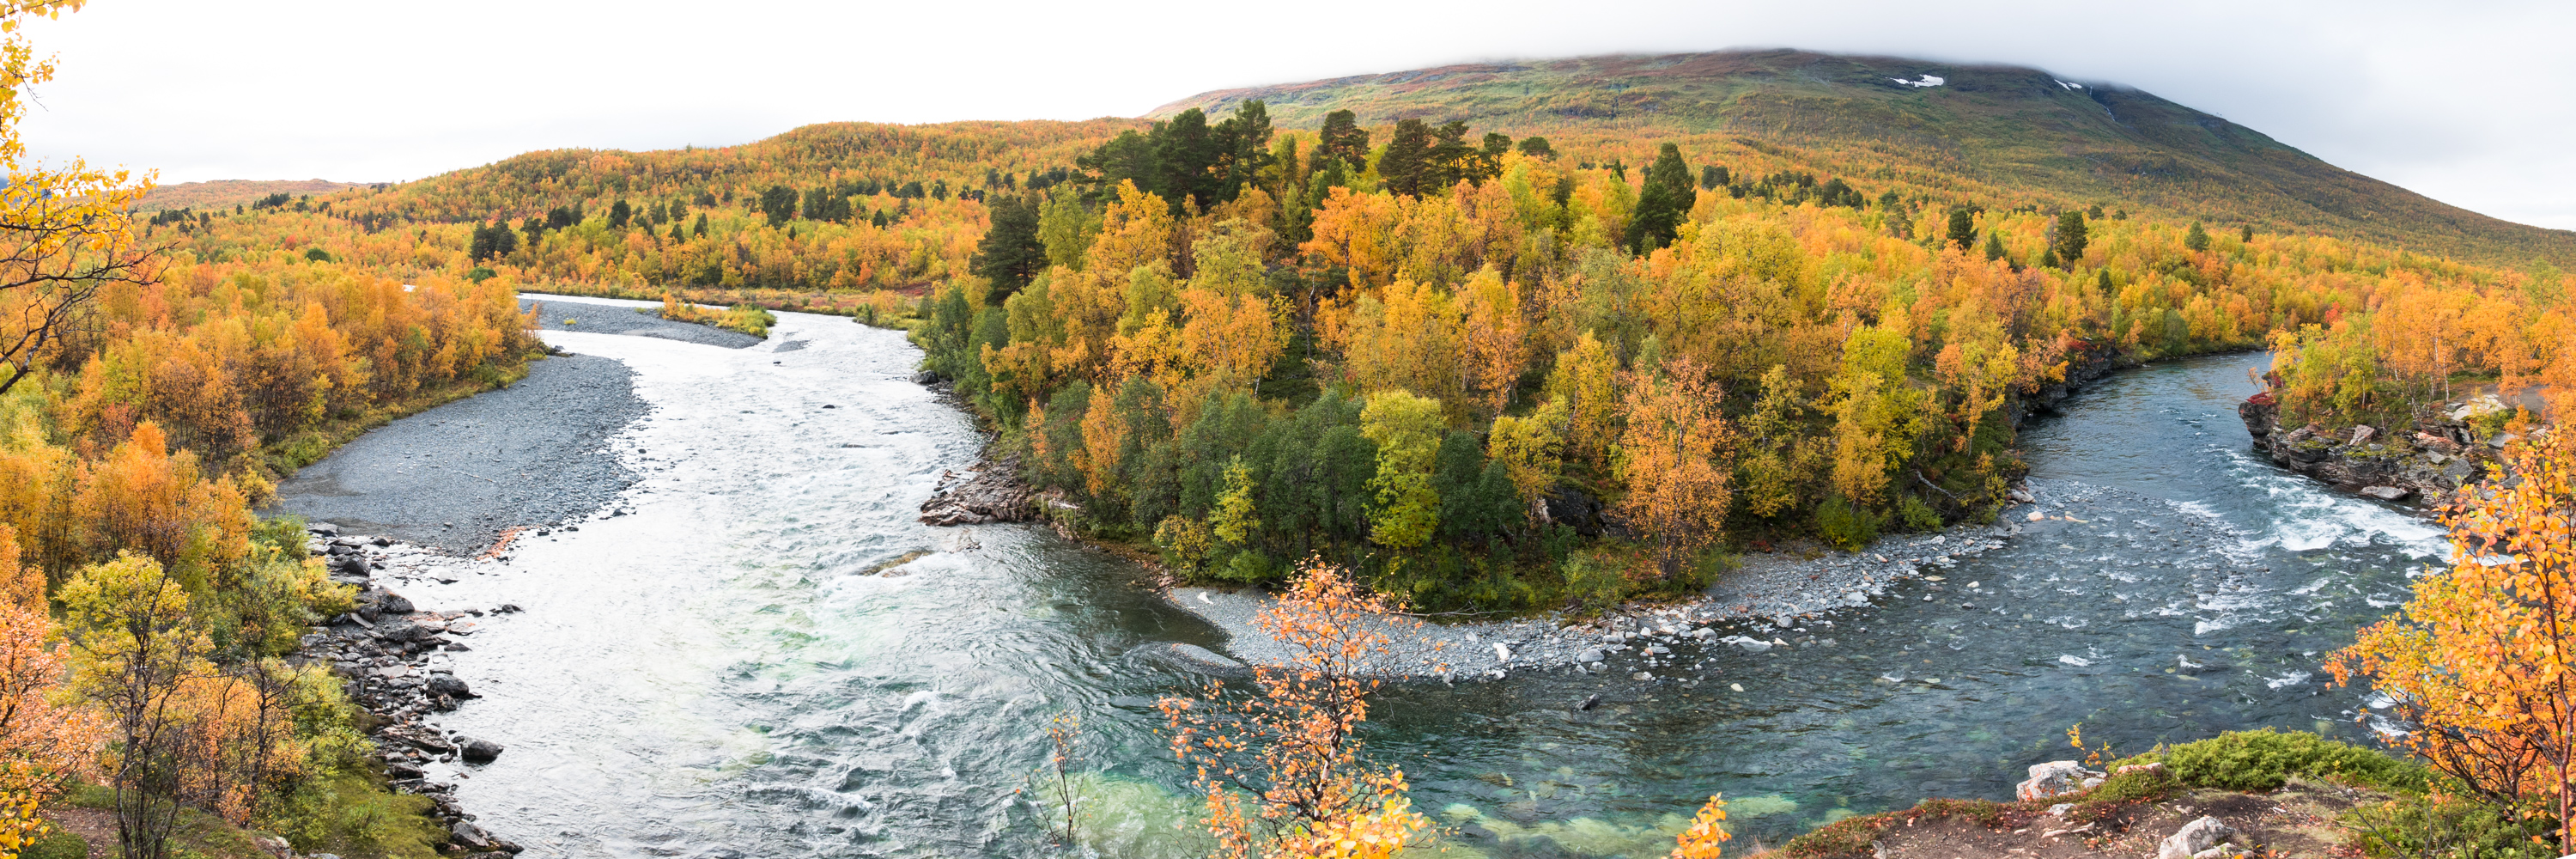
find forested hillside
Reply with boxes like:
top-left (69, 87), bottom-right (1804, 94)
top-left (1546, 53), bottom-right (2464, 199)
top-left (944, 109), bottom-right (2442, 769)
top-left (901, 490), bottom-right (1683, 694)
top-left (131, 54), bottom-right (2576, 613)
top-left (1151, 50), bottom-right (2576, 268)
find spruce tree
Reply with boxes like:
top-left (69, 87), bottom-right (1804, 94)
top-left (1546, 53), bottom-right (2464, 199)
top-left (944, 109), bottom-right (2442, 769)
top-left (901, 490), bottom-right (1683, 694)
top-left (971, 193), bottom-right (1048, 302)
top-left (609, 199), bottom-right (632, 229)
top-left (1984, 231), bottom-right (2007, 262)
top-left (1947, 209), bottom-right (1977, 251)
top-left (2185, 221), bottom-right (2210, 252)
top-left (1630, 142), bottom-right (1697, 253)
top-left (2052, 210), bottom-right (2087, 266)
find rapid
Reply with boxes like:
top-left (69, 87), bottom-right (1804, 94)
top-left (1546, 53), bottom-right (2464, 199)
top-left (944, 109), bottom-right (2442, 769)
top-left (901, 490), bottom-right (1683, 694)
top-left (374, 306), bottom-right (2439, 858)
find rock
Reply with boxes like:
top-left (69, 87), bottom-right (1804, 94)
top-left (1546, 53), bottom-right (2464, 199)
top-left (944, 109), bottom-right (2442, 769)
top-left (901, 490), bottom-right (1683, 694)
top-left (251, 834), bottom-right (292, 858)
top-left (307, 521), bottom-right (341, 536)
top-left (1720, 636), bottom-right (1772, 653)
top-left (2008, 488), bottom-right (2036, 503)
top-left (2117, 761), bottom-right (2167, 777)
top-left (1577, 648), bottom-right (1607, 663)
top-left (452, 822), bottom-right (497, 851)
top-left (386, 761), bottom-right (425, 780)
top-left (910, 370), bottom-right (941, 385)
top-left (372, 618), bottom-right (425, 643)
top-left (378, 591), bottom-right (415, 614)
top-left (2015, 760), bottom-right (2106, 801)
top-left (1145, 643), bottom-right (1247, 673)
top-left (380, 725), bottom-right (453, 753)
top-left (2159, 816), bottom-right (2239, 859)
top-left (2360, 485), bottom-right (2410, 501)
top-left (331, 554), bottom-right (371, 576)
top-left (1538, 487), bottom-right (1606, 537)
top-left (2046, 802), bottom-right (2076, 818)
top-left (2192, 846), bottom-right (2250, 859)
top-left (459, 738), bottom-right (504, 764)
top-left (2348, 425), bottom-right (2375, 446)
top-left (426, 673), bottom-right (476, 699)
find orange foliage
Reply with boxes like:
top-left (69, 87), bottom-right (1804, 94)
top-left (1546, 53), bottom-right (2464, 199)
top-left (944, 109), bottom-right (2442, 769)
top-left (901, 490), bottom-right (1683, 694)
top-left (2333, 430), bottom-right (2576, 847)
top-left (1159, 559), bottom-right (1433, 858)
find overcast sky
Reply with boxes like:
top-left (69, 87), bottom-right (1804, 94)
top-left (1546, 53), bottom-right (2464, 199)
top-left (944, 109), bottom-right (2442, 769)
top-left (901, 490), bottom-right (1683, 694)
top-left (21, 0), bottom-right (2573, 230)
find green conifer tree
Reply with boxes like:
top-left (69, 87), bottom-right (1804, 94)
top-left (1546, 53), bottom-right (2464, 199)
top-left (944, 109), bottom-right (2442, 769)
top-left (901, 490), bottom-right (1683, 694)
top-left (1630, 143), bottom-right (1697, 253)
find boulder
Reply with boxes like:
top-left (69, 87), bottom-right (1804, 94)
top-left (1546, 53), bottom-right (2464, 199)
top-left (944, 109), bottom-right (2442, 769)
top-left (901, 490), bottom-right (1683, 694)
top-left (378, 591), bottom-right (415, 614)
top-left (426, 673), bottom-right (475, 699)
top-left (331, 554), bottom-right (371, 576)
top-left (2158, 816), bottom-right (2239, 859)
top-left (2015, 760), bottom-right (2106, 801)
top-left (2359, 485), bottom-right (2410, 501)
top-left (1577, 649), bottom-right (1607, 663)
top-left (307, 521), bottom-right (341, 537)
top-left (910, 370), bottom-right (941, 385)
top-left (451, 822), bottom-right (496, 852)
top-left (459, 737), bottom-right (504, 764)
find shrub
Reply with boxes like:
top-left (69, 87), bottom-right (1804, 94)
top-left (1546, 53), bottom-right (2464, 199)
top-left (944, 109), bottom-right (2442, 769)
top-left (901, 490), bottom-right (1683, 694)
top-left (2124, 728), bottom-right (2424, 793)
top-left (1815, 496), bottom-right (1880, 550)
top-left (1896, 494), bottom-right (1943, 533)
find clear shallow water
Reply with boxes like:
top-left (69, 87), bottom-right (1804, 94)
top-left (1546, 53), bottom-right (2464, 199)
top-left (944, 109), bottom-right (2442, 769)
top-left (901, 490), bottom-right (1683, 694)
top-left (402, 325), bottom-right (2439, 859)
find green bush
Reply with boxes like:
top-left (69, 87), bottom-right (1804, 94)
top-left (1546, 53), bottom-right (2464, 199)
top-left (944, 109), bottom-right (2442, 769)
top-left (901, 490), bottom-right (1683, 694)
top-left (1816, 496), bottom-right (1880, 550)
top-left (2127, 728), bottom-right (2424, 792)
top-left (1896, 494), bottom-right (1943, 533)
top-left (716, 304), bottom-right (776, 338)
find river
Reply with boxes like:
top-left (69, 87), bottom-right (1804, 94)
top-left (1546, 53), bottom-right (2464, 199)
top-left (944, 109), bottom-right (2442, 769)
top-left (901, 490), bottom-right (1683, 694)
top-left (380, 306), bottom-right (2444, 859)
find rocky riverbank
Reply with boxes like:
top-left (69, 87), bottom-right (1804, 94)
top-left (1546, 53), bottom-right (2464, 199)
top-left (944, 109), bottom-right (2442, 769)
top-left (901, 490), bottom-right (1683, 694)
top-left (2237, 392), bottom-right (2517, 508)
top-left (292, 521), bottom-right (526, 856)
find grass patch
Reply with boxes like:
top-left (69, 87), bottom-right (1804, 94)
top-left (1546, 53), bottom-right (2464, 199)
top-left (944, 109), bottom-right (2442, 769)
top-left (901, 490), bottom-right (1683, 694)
top-left (264, 771), bottom-right (448, 859)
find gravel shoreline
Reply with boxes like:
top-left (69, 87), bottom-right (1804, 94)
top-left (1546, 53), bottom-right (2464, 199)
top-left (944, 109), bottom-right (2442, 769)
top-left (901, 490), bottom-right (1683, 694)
top-left (271, 350), bottom-right (649, 556)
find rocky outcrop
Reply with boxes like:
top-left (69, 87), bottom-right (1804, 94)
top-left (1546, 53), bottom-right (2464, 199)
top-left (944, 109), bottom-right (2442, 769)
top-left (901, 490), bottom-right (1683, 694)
top-left (2239, 393), bottom-right (2512, 507)
top-left (917, 458), bottom-right (1038, 526)
top-left (2015, 760), bottom-right (2105, 801)
top-left (2160, 816), bottom-right (2245, 859)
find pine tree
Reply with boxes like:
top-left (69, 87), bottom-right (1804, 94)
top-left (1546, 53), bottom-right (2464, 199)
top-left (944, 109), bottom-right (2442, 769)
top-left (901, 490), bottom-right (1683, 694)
top-left (1699, 165), bottom-right (1728, 191)
top-left (2185, 221), bottom-right (2210, 252)
top-left (608, 199), bottom-right (632, 229)
top-left (1630, 143), bottom-right (1697, 253)
top-left (1318, 110), bottom-right (1370, 172)
top-left (759, 186), bottom-right (797, 228)
top-left (1947, 209), bottom-right (1977, 251)
top-left (1984, 231), bottom-right (2007, 262)
top-left (1515, 136), bottom-right (1554, 159)
top-left (971, 192), bottom-right (1048, 302)
top-left (1378, 119), bottom-right (1431, 197)
top-left (2051, 210), bottom-right (2087, 266)
top-left (692, 212), bottom-right (709, 238)
top-left (2239, 224), bottom-right (2254, 243)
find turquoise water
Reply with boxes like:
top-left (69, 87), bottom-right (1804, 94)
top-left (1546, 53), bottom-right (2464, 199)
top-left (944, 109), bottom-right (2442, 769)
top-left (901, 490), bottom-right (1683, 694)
top-left (389, 314), bottom-right (2438, 858)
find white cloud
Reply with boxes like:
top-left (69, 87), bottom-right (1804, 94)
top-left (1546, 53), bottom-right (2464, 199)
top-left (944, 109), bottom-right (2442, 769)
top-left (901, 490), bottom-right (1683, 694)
top-left (15, 0), bottom-right (2573, 230)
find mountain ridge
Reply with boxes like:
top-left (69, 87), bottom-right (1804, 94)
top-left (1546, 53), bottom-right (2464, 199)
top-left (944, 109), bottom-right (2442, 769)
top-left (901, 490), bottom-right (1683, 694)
top-left (1151, 49), bottom-right (2574, 267)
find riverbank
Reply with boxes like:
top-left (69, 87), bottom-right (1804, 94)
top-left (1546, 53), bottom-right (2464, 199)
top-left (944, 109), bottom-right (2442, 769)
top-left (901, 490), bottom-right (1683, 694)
top-left (1158, 477), bottom-right (2262, 681)
top-left (289, 521), bottom-right (533, 855)
top-left (2237, 392), bottom-right (2523, 509)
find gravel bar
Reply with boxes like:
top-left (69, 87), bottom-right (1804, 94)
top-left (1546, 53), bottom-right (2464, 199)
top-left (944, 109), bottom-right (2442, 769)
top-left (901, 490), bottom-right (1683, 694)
top-left (270, 352), bottom-right (648, 555)
top-left (519, 296), bottom-right (759, 349)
